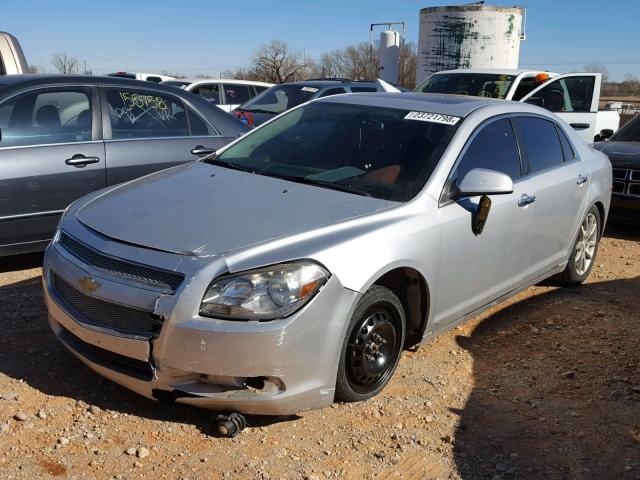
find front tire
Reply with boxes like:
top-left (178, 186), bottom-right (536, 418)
top-left (556, 205), bottom-right (601, 286)
top-left (335, 285), bottom-right (405, 403)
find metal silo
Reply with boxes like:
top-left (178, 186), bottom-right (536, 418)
top-left (416, 4), bottom-right (526, 84)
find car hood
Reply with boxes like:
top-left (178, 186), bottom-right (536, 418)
top-left (75, 162), bottom-right (397, 256)
top-left (593, 141), bottom-right (640, 168)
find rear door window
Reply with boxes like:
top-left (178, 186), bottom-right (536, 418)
top-left (223, 84), bottom-right (252, 105)
top-left (556, 125), bottom-right (577, 162)
top-left (513, 116), bottom-right (565, 173)
top-left (187, 108), bottom-right (213, 136)
top-left (192, 84), bottom-right (221, 104)
top-left (105, 89), bottom-right (188, 139)
top-left (0, 88), bottom-right (92, 147)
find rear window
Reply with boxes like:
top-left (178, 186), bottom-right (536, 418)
top-left (350, 86), bottom-right (377, 93)
top-left (416, 73), bottom-right (516, 99)
top-left (223, 84), bottom-right (252, 105)
top-left (239, 84), bottom-right (318, 114)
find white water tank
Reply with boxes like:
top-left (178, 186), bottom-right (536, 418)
top-left (416, 5), bottom-right (525, 84)
top-left (379, 30), bottom-right (400, 85)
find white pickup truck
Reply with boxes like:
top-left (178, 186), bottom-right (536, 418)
top-left (414, 68), bottom-right (620, 143)
top-left (0, 32), bottom-right (28, 75)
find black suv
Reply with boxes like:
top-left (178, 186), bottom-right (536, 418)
top-left (233, 79), bottom-right (380, 127)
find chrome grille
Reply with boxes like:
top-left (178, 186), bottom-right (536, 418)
top-left (613, 168), bottom-right (628, 180)
top-left (59, 233), bottom-right (183, 292)
top-left (53, 274), bottom-right (162, 336)
top-left (631, 170), bottom-right (640, 182)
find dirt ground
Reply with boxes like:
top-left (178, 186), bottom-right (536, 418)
top-left (0, 224), bottom-right (638, 480)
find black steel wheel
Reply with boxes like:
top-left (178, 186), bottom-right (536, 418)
top-left (335, 286), bottom-right (405, 402)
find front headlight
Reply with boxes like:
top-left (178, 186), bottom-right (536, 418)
top-left (199, 261), bottom-right (329, 320)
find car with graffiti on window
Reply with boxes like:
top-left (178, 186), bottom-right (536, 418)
top-left (0, 74), bottom-right (248, 256)
top-left (43, 92), bottom-right (611, 419)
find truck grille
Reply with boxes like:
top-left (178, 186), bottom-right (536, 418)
top-left (610, 169), bottom-right (640, 197)
top-left (59, 233), bottom-right (184, 292)
top-left (53, 274), bottom-right (162, 336)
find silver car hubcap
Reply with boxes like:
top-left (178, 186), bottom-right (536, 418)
top-left (575, 212), bottom-right (598, 276)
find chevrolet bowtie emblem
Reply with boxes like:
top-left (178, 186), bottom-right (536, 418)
top-left (78, 276), bottom-right (100, 293)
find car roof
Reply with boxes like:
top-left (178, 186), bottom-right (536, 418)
top-left (0, 74), bottom-right (188, 94)
top-left (283, 79), bottom-right (377, 88)
top-left (0, 73), bottom-right (173, 91)
top-left (185, 78), bottom-right (274, 87)
top-left (316, 92), bottom-right (505, 117)
top-left (431, 68), bottom-right (559, 77)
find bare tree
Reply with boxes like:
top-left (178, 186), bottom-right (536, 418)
top-left (583, 63), bottom-right (610, 83)
top-left (253, 40), bottom-right (309, 84)
top-left (51, 53), bottom-right (78, 74)
top-left (313, 42), bottom-right (377, 81)
top-left (398, 41), bottom-right (417, 89)
top-left (26, 64), bottom-right (41, 74)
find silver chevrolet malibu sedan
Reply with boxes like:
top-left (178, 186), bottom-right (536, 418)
top-left (42, 93), bottom-right (611, 416)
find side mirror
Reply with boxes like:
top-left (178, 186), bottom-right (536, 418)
top-left (598, 128), bottom-right (614, 141)
top-left (453, 169), bottom-right (513, 236)
top-left (454, 168), bottom-right (514, 199)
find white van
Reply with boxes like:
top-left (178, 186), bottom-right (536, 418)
top-left (162, 78), bottom-right (274, 112)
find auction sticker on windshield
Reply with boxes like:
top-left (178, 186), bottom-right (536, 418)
top-left (404, 111), bottom-right (460, 125)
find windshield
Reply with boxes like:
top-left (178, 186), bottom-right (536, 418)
top-left (212, 102), bottom-right (460, 202)
top-left (415, 73), bottom-right (516, 99)
top-left (237, 84), bottom-right (318, 114)
top-left (611, 116), bottom-right (640, 142)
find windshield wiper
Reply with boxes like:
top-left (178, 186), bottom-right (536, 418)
top-left (241, 108), bottom-right (278, 115)
top-left (203, 157), bottom-right (255, 174)
top-left (267, 174), bottom-right (373, 198)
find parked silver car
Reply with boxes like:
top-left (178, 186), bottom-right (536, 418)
top-left (42, 93), bottom-right (611, 416)
top-left (0, 75), bottom-right (248, 256)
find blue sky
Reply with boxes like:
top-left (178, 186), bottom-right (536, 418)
top-left (3, 0), bottom-right (639, 81)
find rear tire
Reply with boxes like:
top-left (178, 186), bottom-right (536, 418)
top-left (335, 285), bottom-right (405, 403)
top-left (555, 205), bottom-right (601, 286)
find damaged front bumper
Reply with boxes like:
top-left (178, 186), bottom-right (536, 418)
top-left (42, 226), bottom-right (359, 416)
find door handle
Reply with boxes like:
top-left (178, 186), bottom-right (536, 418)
top-left (577, 174), bottom-right (588, 185)
top-left (65, 154), bottom-right (100, 168)
top-left (518, 194), bottom-right (536, 207)
top-left (191, 145), bottom-right (216, 156)
top-left (570, 123), bottom-right (590, 129)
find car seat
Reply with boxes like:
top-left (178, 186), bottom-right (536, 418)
top-left (36, 105), bottom-right (61, 129)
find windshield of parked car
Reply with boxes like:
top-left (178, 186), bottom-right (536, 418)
top-left (611, 116), bottom-right (640, 142)
top-left (237, 84), bottom-right (319, 114)
top-left (415, 73), bottom-right (516, 99)
top-left (211, 102), bottom-right (460, 202)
